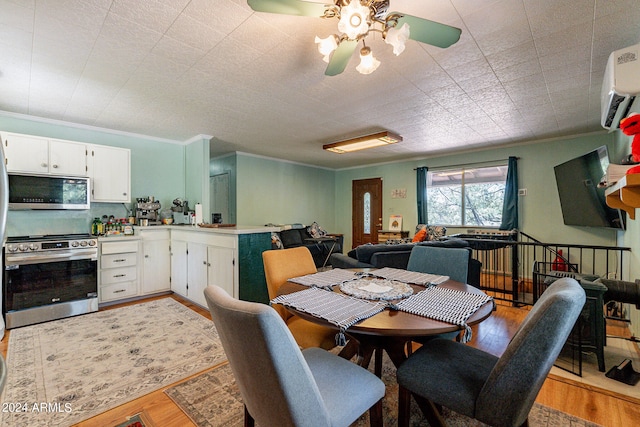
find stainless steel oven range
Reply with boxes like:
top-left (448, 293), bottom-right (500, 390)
top-left (2, 234), bottom-right (98, 329)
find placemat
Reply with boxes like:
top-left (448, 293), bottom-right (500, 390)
top-left (392, 286), bottom-right (493, 342)
top-left (372, 267), bottom-right (449, 286)
top-left (288, 268), bottom-right (358, 289)
top-left (271, 287), bottom-right (386, 345)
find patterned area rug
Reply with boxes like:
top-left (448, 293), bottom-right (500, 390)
top-left (0, 298), bottom-right (226, 427)
top-left (166, 353), bottom-right (602, 427)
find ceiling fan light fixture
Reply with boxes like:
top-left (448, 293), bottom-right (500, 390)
top-left (323, 131), bottom-right (402, 154)
top-left (338, 0), bottom-right (371, 40)
top-left (385, 22), bottom-right (410, 56)
top-left (356, 46), bottom-right (380, 75)
top-left (315, 35), bottom-right (338, 62)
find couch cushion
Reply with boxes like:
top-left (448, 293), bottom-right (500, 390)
top-left (280, 228), bottom-right (305, 247)
top-left (355, 243), bottom-right (417, 264)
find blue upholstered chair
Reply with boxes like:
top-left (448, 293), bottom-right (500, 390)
top-left (203, 285), bottom-right (385, 427)
top-left (0, 354), bottom-right (6, 395)
top-left (396, 277), bottom-right (586, 427)
top-left (406, 245), bottom-right (470, 284)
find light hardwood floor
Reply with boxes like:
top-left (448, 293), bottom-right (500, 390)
top-left (1, 294), bottom-right (639, 427)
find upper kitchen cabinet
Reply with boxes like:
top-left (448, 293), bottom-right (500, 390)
top-left (87, 144), bottom-right (131, 203)
top-left (2, 132), bottom-right (87, 176)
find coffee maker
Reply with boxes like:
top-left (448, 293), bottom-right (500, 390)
top-left (171, 198), bottom-right (193, 225)
top-left (135, 197), bottom-right (161, 225)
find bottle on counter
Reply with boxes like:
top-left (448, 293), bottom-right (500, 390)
top-left (91, 218), bottom-right (101, 236)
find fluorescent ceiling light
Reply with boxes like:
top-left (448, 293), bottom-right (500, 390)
top-left (323, 131), bottom-right (402, 154)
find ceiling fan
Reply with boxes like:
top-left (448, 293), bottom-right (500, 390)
top-left (247, 0), bottom-right (462, 76)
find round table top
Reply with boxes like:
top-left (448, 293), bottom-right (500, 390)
top-left (278, 279), bottom-right (494, 339)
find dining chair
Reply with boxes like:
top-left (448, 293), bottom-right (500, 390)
top-left (396, 277), bottom-right (586, 427)
top-left (406, 245), bottom-right (470, 284)
top-left (204, 285), bottom-right (385, 427)
top-left (0, 354), bottom-right (6, 395)
top-left (262, 247), bottom-right (337, 349)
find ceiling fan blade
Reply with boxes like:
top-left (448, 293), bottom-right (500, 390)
top-left (324, 40), bottom-right (358, 76)
top-left (392, 13), bottom-right (462, 48)
top-left (247, 0), bottom-right (327, 17)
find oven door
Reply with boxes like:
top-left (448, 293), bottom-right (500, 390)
top-left (4, 256), bottom-right (98, 312)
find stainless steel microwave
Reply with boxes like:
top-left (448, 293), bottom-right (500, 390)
top-left (8, 173), bottom-right (90, 210)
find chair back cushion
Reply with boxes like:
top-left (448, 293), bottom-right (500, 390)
top-left (204, 285), bottom-right (330, 427)
top-left (263, 247), bottom-right (317, 320)
top-left (406, 245), bottom-right (470, 283)
top-left (475, 278), bottom-right (586, 427)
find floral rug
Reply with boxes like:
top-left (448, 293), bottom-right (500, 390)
top-left (0, 298), bottom-right (226, 427)
top-left (166, 353), bottom-right (602, 427)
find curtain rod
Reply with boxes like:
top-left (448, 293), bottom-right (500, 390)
top-left (413, 157), bottom-right (519, 170)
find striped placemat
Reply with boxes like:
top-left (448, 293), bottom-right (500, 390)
top-left (373, 267), bottom-right (449, 286)
top-left (392, 286), bottom-right (493, 342)
top-left (288, 268), bottom-right (358, 289)
top-left (271, 287), bottom-right (386, 345)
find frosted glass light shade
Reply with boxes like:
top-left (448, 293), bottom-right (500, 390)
top-left (356, 46), bottom-right (380, 75)
top-left (385, 23), bottom-right (410, 56)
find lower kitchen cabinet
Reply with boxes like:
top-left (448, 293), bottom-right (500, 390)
top-left (170, 230), bottom-right (235, 308)
top-left (139, 229), bottom-right (171, 295)
top-left (99, 239), bottom-right (140, 303)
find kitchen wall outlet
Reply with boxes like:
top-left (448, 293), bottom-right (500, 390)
top-left (518, 188), bottom-right (527, 196)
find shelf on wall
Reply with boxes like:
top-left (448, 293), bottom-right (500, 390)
top-left (605, 174), bottom-right (640, 220)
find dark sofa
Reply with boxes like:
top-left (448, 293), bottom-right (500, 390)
top-left (273, 227), bottom-right (343, 268)
top-left (329, 238), bottom-right (481, 287)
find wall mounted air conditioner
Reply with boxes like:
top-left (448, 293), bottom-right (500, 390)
top-left (601, 43), bottom-right (640, 130)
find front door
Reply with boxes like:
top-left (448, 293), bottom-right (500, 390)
top-left (352, 178), bottom-right (383, 248)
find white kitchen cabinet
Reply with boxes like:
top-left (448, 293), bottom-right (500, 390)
top-left (187, 242), bottom-right (209, 308)
top-left (170, 229), bottom-right (238, 307)
top-left (170, 240), bottom-right (188, 298)
top-left (140, 229), bottom-right (171, 295)
top-left (99, 239), bottom-right (140, 303)
top-left (207, 245), bottom-right (235, 298)
top-left (87, 144), bottom-right (131, 203)
top-left (2, 132), bottom-right (87, 176)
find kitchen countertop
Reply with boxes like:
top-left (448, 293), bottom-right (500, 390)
top-left (94, 225), bottom-right (278, 240)
top-left (135, 224), bottom-right (279, 235)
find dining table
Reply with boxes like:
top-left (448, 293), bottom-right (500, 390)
top-left (276, 269), bottom-right (495, 373)
top-left (275, 268), bottom-right (495, 427)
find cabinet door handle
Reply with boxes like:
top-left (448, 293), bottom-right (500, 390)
top-left (114, 274), bottom-right (126, 278)
top-left (207, 262), bottom-right (211, 267)
top-left (41, 162), bottom-right (48, 168)
top-left (52, 164), bottom-right (59, 168)
top-left (145, 255), bottom-right (149, 258)
top-left (113, 259), bottom-right (126, 262)
top-left (203, 261), bottom-right (207, 265)
top-left (114, 289), bottom-right (126, 293)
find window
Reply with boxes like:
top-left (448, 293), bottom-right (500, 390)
top-left (427, 165), bottom-right (508, 227)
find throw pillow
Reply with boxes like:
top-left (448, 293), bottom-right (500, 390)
top-left (426, 225), bottom-right (447, 241)
top-left (307, 221), bottom-right (328, 238)
top-left (412, 226), bottom-right (428, 242)
top-left (271, 232), bottom-right (283, 249)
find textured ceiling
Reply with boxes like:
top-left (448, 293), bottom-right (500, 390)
top-left (1, 0), bottom-right (639, 169)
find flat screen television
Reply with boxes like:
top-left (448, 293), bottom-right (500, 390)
top-left (554, 146), bottom-right (625, 229)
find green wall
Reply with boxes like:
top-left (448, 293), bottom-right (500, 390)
top-left (235, 153), bottom-right (336, 229)
top-left (0, 113), bottom-right (185, 236)
top-left (334, 132), bottom-right (621, 250)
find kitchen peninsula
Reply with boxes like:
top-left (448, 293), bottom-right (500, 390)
top-left (98, 225), bottom-right (277, 309)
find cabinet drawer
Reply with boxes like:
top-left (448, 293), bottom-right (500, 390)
top-left (100, 280), bottom-right (137, 302)
top-left (101, 240), bottom-right (139, 255)
top-left (101, 266), bottom-right (137, 285)
top-left (101, 253), bottom-right (137, 269)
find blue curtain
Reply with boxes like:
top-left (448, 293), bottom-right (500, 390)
top-left (499, 156), bottom-right (518, 230)
top-left (416, 167), bottom-right (428, 224)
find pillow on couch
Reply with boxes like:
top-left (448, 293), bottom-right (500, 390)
top-left (412, 225), bottom-right (428, 242)
top-left (307, 221), bottom-right (328, 238)
top-left (279, 228), bottom-right (304, 247)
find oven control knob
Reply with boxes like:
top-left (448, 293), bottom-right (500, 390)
top-left (79, 240), bottom-right (88, 247)
top-left (6, 244), bottom-right (18, 252)
top-left (18, 244), bottom-right (28, 252)
top-left (29, 243), bottom-right (38, 251)
top-left (71, 241), bottom-right (79, 247)
top-left (88, 240), bottom-right (97, 246)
